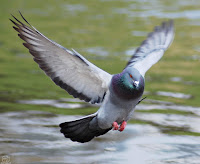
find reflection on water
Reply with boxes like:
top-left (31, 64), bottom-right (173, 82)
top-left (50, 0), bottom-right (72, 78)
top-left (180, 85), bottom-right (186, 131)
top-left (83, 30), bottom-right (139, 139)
top-left (113, 0), bottom-right (200, 20)
top-left (17, 99), bottom-right (93, 109)
top-left (115, 8), bottom-right (200, 19)
top-left (0, 111), bottom-right (200, 164)
top-left (156, 91), bottom-right (192, 99)
top-left (170, 77), bottom-right (200, 85)
top-left (63, 4), bottom-right (87, 12)
top-left (85, 47), bottom-right (109, 57)
top-left (132, 31), bottom-right (149, 37)
top-left (134, 112), bottom-right (200, 133)
top-left (17, 97), bottom-right (200, 116)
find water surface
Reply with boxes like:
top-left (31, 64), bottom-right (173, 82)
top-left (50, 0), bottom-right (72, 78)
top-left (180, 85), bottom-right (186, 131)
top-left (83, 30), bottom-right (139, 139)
top-left (0, 111), bottom-right (200, 164)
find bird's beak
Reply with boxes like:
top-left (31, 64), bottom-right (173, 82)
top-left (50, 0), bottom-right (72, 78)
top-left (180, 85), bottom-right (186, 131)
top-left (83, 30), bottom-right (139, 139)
top-left (133, 80), bottom-right (139, 88)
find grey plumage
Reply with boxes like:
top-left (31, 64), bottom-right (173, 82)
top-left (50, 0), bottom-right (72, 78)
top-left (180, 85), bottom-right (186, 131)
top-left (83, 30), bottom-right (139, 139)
top-left (10, 12), bottom-right (174, 143)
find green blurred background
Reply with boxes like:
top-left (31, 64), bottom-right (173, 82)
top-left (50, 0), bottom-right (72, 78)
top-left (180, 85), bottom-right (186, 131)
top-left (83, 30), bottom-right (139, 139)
top-left (0, 1), bottom-right (200, 118)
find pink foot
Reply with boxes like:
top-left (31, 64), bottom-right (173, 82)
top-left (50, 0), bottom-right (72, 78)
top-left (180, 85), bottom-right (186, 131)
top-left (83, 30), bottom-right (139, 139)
top-left (119, 121), bottom-right (127, 132)
top-left (112, 122), bottom-right (119, 130)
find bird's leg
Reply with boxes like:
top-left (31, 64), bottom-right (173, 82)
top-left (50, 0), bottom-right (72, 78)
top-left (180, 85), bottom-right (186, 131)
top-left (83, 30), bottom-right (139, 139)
top-left (119, 121), bottom-right (127, 132)
top-left (112, 121), bottom-right (119, 130)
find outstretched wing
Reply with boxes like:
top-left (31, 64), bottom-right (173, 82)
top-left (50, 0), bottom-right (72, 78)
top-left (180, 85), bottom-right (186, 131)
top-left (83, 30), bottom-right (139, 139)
top-left (126, 20), bottom-right (174, 77)
top-left (10, 13), bottom-right (112, 104)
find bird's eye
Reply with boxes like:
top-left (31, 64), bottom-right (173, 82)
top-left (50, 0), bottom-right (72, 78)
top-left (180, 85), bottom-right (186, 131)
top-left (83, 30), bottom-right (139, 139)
top-left (129, 74), bottom-right (133, 78)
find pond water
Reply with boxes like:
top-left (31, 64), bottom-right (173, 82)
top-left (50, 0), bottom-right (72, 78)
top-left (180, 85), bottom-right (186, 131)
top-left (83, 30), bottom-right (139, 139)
top-left (3, 95), bottom-right (200, 164)
top-left (0, 110), bottom-right (200, 164)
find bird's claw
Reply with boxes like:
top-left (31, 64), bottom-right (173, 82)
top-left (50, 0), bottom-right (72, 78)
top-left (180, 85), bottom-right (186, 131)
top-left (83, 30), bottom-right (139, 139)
top-left (112, 122), bottom-right (119, 130)
top-left (119, 121), bottom-right (127, 132)
top-left (112, 121), bottom-right (127, 132)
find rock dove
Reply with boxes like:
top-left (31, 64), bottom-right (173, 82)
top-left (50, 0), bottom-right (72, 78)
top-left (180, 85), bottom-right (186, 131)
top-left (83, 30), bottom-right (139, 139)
top-left (10, 12), bottom-right (174, 143)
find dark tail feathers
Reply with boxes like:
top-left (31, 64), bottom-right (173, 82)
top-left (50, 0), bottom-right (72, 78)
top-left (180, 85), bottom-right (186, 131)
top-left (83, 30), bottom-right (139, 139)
top-left (59, 114), bottom-right (111, 143)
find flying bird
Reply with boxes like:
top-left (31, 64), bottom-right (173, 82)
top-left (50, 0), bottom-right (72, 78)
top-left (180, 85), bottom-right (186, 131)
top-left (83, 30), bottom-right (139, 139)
top-left (10, 12), bottom-right (174, 143)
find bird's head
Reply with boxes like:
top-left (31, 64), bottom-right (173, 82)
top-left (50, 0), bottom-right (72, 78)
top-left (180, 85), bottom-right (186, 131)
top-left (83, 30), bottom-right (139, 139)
top-left (124, 67), bottom-right (144, 90)
top-left (111, 67), bottom-right (144, 99)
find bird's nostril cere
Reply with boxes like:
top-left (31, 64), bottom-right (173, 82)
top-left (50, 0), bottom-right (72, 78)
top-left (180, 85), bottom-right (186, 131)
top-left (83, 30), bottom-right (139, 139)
top-left (133, 81), bottom-right (139, 87)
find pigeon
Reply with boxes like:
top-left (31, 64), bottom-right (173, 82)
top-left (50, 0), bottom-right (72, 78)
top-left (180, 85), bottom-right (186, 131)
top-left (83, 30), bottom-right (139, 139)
top-left (10, 12), bottom-right (174, 143)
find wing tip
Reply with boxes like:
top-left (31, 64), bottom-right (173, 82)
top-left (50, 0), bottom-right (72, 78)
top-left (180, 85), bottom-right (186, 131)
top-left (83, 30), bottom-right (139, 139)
top-left (145, 19), bottom-right (175, 49)
top-left (125, 19), bottom-right (175, 69)
top-left (18, 11), bottom-right (32, 26)
top-left (153, 19), bottom-right (174, 37)
top-left (10, 11), bottom-right (36, 31)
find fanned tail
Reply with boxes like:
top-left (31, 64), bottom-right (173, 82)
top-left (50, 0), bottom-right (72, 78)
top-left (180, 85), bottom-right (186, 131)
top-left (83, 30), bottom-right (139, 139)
top-left (59, 114), bottom-right (111, 143)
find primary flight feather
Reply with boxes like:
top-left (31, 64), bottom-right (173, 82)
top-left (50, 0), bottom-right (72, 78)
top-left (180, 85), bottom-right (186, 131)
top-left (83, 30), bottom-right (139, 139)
top-left (10, 12), bottom-right (174, 143)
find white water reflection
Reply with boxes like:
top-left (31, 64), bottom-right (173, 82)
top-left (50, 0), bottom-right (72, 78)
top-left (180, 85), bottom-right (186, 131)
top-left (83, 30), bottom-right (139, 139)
top-left (169, 77), bottom-right (200, 85)
top-left (125, 48), bottom-right (136, 56)
top-left (136, 104), bottom-right (200, 116)
top-left (121, 135), bottom-right (200, 164)
top-left (134, 112), bottom-right (200, 133)
top-left (62, 4), bottom-right (87, 14)
top-left (114, 8), bottom-right (200, 19)
top-left (17, 97), bottom-right (200, 117)
top-left (17, 99), bottom-right (96, 109)
top-left (170, 77), bottom-right (183, 82)
top-left (85, 47), bottom-right (109, 57)
top-left (184, 54), bottom-right (200, 61)
top-left (156, 91), bottom-right (192, 99)
top-left (132, 30), bottom-right (149, 37)
top-left (113, 0), bottom-right (200, 20)
top-left (0, 111), bottom-right (200, 164)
